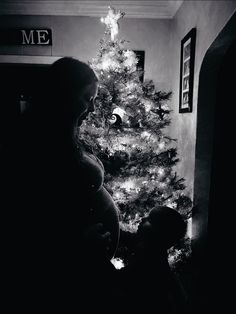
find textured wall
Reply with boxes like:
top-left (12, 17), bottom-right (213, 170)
top-left (168, 0), bottom-right (236, 199)
top-left (0, 15), bottom-right (171, 91)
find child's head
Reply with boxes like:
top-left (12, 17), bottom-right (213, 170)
top-left (137, 206), bottom-right (187, 249)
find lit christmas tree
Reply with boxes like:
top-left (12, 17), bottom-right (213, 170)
top-left (79, 7), bottom-right (192, 270)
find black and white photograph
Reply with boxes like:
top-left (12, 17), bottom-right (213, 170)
top-left (179, 27), bottom-right (196, 113)
top-left (183, 58), bottom-right (190, 75)
top-left (1, 1), bottom-right (235, 313)
top-left (184, 42), bottom-right (191, 59)
top-left (182, 91), bottom-right (189, 107)
top-left (183, 75), bottom-right (189, 91)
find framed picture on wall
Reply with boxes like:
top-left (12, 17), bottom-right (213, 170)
top-left (133, 50), bottom-right (145, 82)
top-left (123, 50), bottom-right (145, 82)
top-left (179, 28), bottom-right (196, 113)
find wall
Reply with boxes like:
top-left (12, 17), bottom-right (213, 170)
top-left (168, 4), bottom-right (236, 309)
top-left (168, 0), bottom-right (236, 200)
top-left (0, 15), bottom-right (171, 91)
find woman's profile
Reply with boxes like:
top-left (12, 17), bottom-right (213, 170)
top-left (2, 57), bottom-right (120, 310)
top-left (1, 57), bottom-right (188, 313)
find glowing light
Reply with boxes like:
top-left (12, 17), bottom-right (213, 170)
top-left (121, 179), bottom-right (136, 191)
top-left (168, 249), bottom-right (182, 264)
top-left (159, 142), bottom-right (165, 149)
top-left (149, 167), bottom-right (157, 174)
top-left (123, 50), bottom-right (135, 59)
top-left (159, 182), bottom-right (167, 189)
top-left (102, 57), bottom-right (112, 70)
top-left (113, 143), bottom-right (127, 151)
top-left (165, 200), bottom-right (177, 209)
top-left (141, 131), bottom-right (151, 139)
top-left (161, 103), bottom-right (169, 111)
top-left (114, 191), bottom-right (122, 199)
top-left (126, 81), bottom-right (137, 91)
top-left (143, 100), bottom-right (152, 112)
top-left (158, 167), bottom-right (165, 176)
top-left (111, 257), bottom-right (125, 269)
top-left (101, 6), bottom-right (124, 41)
top-left (123, 50), bottom-right (137, 68)
top-left (101, 54), bottom-right (119, 71)
top-left (187, 217), bottom-right (192, 239)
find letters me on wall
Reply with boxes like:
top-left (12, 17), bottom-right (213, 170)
top-left (0, 29), bottom-right (52, 45)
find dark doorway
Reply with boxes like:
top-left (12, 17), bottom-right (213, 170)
top-left (193, 11), bottom-right (236, 259)
top-left (209, 40), bottom-right (236, 242)
top-left (0, 64), bottom-right (49, 147)
top-left (207, 35), bottom-right (236, 314)
top-left (193, 10), bottom-right (236, 313)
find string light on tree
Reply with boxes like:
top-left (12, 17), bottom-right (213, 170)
top-left (159, 141), bottom-right (166, 149)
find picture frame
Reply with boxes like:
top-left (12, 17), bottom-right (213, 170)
top-left (133, 50), bottom-right (145, 82)
top-left (123, 50), bottom-right (145, 82)
top-left (179, 28), bottom-right (196, 113)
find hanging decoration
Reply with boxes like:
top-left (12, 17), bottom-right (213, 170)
top-left (109, 107), bottom-right (126, 126)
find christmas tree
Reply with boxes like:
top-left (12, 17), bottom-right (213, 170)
top-left (78, 7), bottom-right (192, 270)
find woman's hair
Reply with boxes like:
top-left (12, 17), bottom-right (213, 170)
top-left (47, 57), bottom-right (98, 103)
top-left (20, 57), bottom-right (98, 134)
top-left (26, 56), bottom-right (98, 121)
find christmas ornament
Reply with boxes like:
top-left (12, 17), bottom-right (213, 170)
top-left (109, 107), bottom-right (126, 126)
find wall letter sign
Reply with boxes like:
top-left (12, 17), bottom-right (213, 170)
top-left (0, 29), bottom-right (52, 46)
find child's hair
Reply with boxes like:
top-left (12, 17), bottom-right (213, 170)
top-left (148, 206), bottom-right (187, 249)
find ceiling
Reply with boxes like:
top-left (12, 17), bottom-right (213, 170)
top-left (0, 1), bottom-right (183, 19)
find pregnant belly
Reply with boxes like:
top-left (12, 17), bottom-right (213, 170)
top-left (89, 186), bottom-right (120, 259)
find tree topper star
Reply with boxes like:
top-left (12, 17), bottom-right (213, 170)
top-left (101, 6), bottom-right (125, 41)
